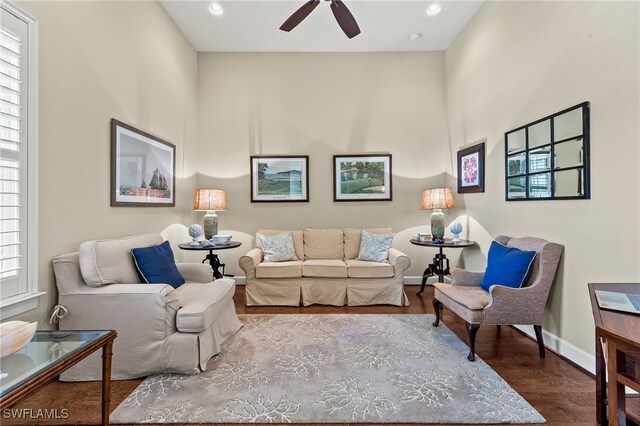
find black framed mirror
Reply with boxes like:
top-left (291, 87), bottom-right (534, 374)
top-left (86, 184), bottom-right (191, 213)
top-left (505, 102), bottom-right (590, 201)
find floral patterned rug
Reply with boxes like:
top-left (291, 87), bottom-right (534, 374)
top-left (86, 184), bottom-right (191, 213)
top-left (111, 314), bottom-right (545, 424)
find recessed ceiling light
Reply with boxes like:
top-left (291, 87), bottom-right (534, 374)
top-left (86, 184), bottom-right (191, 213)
top-left (209, 2), bottom-right (223, 16)
top-left (426, 3), bottom-right (441, 16)
top-left (409, 32), bottom-right (422, 41)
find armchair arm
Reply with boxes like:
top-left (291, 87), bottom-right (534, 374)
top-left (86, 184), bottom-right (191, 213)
top-left (59, 283), bottom-right (180, 338)
top-left (450, 267), bottom-right (484, 287)
top-left (239, 248), bottom-right (264, 279)
top-left (389, 248), bottom-right (411, 274)
top-left (483, 284), bottom-right (546, 325)
top-left (176, 263), bottom-right (213, 283)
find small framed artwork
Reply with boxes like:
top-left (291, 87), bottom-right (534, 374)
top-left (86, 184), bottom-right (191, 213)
top-left (333, 154), bottom-right (392, 202)
top-left (250, 155), bottom-right (309, 202)
top-left (111, 119), bottom-right (176, 207)
top-left (457, 142), bottom-right (485, 194)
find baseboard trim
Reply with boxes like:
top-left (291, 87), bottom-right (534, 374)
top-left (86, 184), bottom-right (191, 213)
top-left (513, 325), bottom-right (595, 375)
top-left (404, 276), bottom-right (451, 285)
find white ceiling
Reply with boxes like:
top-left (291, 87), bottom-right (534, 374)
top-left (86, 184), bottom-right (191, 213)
top-left (159, 0), bottom-right (484, 52)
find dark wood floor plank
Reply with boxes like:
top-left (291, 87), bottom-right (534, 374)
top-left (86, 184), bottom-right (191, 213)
top-left (2, 286), bottom-right (596, 425)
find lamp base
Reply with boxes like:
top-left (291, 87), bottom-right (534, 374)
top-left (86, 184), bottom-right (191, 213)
top-left (203, 211), bottom-right (218, 240)
top-left (431, 209), bottom-right (445, 240)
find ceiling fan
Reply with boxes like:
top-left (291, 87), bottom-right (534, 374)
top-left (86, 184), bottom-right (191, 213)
top-left (279, 0), bottom-right (361, 39)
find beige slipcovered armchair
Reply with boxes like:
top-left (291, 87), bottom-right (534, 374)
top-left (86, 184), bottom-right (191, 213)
top-left (432, 235), bottom-right (563, 361)
top-left (52, 233), bottom-right (242, 381)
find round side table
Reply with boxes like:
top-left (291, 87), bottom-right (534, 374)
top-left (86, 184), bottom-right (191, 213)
top-left (178, 241), bottom-right (242, 279)
top-left (410, 238), bottom-right (475, 295)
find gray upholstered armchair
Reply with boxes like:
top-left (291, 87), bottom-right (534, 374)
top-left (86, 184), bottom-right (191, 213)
top-left (52, 233), bottom-right (243, 381)
top-left (432, 235), bottom-right (563, 361)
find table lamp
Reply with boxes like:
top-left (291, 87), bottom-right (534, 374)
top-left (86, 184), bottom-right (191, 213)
top-left (193, 189), bottom-right (227, 240)
top-left (421, 187), bottom-right (455, 240)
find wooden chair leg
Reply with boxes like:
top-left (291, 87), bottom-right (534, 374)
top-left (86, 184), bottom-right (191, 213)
top-left (466, 322), bottom-right (480, 361)
top-left (432, 298), bottom-right (442, 327)
top-left (534, 325), bottom-right (545, 358)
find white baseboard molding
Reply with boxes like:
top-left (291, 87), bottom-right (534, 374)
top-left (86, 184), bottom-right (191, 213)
top-left (403, 276), bottom-right (451, 285)
top-left (514, 325), bottom-right (595, 374)
top-left (515, 325), bottom-right (637, 393)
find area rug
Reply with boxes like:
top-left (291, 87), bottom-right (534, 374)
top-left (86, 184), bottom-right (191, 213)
top-left (111, 314), bottom-right (545, 424)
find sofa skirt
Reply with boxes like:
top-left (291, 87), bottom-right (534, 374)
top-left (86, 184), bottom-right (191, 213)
top-left (245, 276), bottom-right (409, 307)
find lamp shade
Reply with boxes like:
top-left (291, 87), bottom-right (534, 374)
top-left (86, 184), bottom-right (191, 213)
top-left (193, 189), bottom-right (227, 211)
top-left (421, 187), bottom-right (455, 210)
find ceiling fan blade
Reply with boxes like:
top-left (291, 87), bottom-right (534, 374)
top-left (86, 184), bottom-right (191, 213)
top-left (280, 0), bottom-right (321, 32)
top-left (330, 0), bottom-right (361, 39)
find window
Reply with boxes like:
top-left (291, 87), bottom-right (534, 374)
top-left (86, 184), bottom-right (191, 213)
top-left (0, 2), bottom-right (40, 318)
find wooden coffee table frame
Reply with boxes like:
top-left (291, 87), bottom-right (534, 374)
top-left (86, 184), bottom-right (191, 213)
top-left (0, 330), bottom-right (117, 426)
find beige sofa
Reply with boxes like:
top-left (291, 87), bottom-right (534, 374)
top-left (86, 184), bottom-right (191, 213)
top-left (52, 233), bottom-right (242, 381)
top-left (239, 228), bottom-right (410, 306)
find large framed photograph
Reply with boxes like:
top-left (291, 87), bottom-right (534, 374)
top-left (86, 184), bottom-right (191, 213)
top-left (333, 154), bottom-right (392, 202)
top-left (111, 119), bottom-right (176, 207)
top-left (457, 142), bottom-right (485, 193)
top-left (250, 155), bottom-right (309, 202)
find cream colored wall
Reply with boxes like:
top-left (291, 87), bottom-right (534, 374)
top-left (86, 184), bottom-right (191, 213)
top-left (191, 53), bottom-right (453, 276)
top-left (10, 1), bottom-right (198, 324)
top-left (445, 1), bottom-right (640, 354)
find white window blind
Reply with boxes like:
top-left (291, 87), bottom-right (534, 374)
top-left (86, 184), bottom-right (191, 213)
top-left (0, 4), bottom-right (39, 315)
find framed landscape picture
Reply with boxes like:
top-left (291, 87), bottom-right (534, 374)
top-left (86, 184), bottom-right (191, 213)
top-left (111, 119), bottom-right (176, 207)
top-left (457, 142), bottom-right (485, 193)
top-left (250, 155), bottom-right (309, 202)
top-left (333, 154), bottom-right (392, 202)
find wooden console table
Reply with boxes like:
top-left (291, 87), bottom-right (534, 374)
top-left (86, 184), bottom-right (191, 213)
top-left (589, 283), bottom-right (640, 425)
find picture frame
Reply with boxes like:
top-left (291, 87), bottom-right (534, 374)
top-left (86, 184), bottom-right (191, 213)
top-left (457, 142), bottom-right (485, 194)
top-left (250, 155), bottom-right (309, 202)
top-left (111, 119), bottom-right (176, 207)
top-left (333, 154), bottom-right (392, 202)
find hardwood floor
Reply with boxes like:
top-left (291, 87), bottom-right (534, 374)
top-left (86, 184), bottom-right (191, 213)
top-left (3, 285), bottom-right (597, 425)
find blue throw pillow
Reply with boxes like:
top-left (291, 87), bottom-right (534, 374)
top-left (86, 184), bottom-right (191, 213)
top-left (480, 241), bottom-right (537, 292)
top-left (131, 241), bottom-right (185, 288)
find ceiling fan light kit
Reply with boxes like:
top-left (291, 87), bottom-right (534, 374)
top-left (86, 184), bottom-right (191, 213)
top-left (280, 0), bottom-right (361, 39)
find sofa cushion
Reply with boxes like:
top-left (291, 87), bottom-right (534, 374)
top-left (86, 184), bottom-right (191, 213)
top-left (256, 230), bottom-right (304, 260)
top-left (434, 283), bottom-right (490, 310)
top-left (131, 241), bottom-right (185, 288)
top-left (79, 233), bottom-right (163, 287)
top-left (302, 259), bottom-right (348, 278)
top-left (343, 228), bottom-right (392, 260)
top-left (255, 261), bottom-right (303, 278)
top-left (345, 260), bottom-right (395, 278)
top-left (174, 278), bottom-right (236, 333)
top-left (303, 229), bottom-right (344, 260)
top-left (480, 241), bottom-right (537, 291)
top-left (258, 231), bottom-right (298, 262)
top-left (356, 230), bottom-right (395, 263)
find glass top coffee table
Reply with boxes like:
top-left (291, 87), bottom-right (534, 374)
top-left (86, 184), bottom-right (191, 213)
top-left (0, 329), bottom-right (117, 426)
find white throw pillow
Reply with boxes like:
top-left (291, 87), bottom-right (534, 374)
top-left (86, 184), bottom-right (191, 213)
top-left (258, 232), bottom-right (298, 262)
top-left (356, 230), bottom-right (395, 263)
